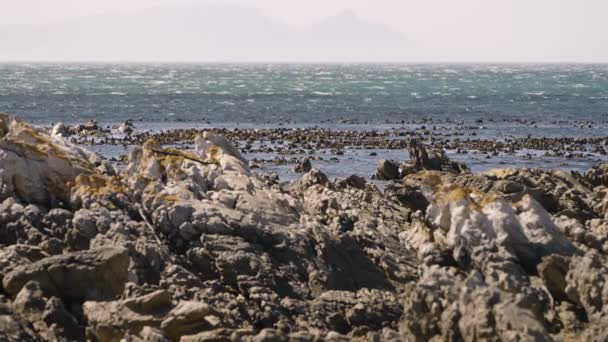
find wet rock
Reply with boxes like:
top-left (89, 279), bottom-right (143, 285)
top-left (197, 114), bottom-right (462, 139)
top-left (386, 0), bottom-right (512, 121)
top-left (374, 160), bottom-right (400, 180)
top-left (288, 168), bottom-right (330, 192)
top-left (51, 122), bottom-right (70, 137)
top-left (2, 117), bottom-right (608, 340)
top-left (405, 139), bottom-right (469, 174)
top-left (117, 120), bottom-right (135, 135)
top-left (293, 158), bottom-right (312, 173)
top-left (336, 175), bottom-right (367, 190)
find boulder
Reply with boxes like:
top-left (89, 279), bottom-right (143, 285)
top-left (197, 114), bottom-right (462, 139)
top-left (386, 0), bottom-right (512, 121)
top-left (585, 163), bottom-right (608, 188)
top-left (51, 123), bottom-right (70, 137)
top-left (2, 117), bottom-right (608, 340)
top-left (293, 158), bottom-right (312, 173)
top-left (375, 160), bottom-right (400, 180)
top-left (72, 209), bottom-right (98, 239)
top-left (0, 115), bottom-right (98, 206)
top-left (406, 139), bottom-right (469, 174)
top-left (85, 293), bottom-right (220, 342)
top-left (3, 247), bottom-right (129, 304)
top-left (12, 281), bottom-right (83, 341)
top-left (84, 290), bottom-right (173, 341)
top-left (421, 173), bottom-right (577, 267)
top-left (117, 120), bottom-right (134, 135)
top-left (0, 295), bottom-right (40, 341)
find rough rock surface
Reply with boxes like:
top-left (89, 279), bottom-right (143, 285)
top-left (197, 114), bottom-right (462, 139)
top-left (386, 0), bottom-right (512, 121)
top-left (0, 115), bottom-right (607, 341)
top-left (404, 139), bottom-right (470, 175)
top-left (375, 159), bottom-right (400, 180)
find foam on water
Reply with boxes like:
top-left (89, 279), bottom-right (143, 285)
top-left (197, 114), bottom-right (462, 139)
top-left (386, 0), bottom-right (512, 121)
top-left (1, 63), bottom-right (607, 179)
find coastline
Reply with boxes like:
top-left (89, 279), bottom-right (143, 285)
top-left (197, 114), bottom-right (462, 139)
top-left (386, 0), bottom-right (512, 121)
top-left (1, 113), bottom-right (607, 340)
top-left (55, 118), bottom-right (608, 183)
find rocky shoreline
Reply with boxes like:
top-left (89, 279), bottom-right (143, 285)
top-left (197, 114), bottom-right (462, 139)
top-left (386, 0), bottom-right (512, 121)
top-left (1, 114), bottom-right (608, 341)
top-left (52, 119), bottom-right (608, 172)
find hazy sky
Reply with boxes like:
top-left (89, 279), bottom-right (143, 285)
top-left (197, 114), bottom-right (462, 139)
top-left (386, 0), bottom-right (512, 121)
top-left (2, 0), bottom-right (607, 62)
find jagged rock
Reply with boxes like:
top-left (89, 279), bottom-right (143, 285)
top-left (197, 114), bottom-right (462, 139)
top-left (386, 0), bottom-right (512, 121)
top-left (3, 247), bottom-right (130, 304)
top-left (293, 158), bottom-right (312, 173)
top-left (41, 297), bottom-right (84, 341)
top-left (72, 209), bottom-right (99, 239)
top-left (406, 139), bottom-right (469, 174)
top-left (0, 115), bottom-right (98, 206)
top-left (75, 119), bottom-right (101, 134)
top-left (375, 160), bottom-right (400, 180)
top-left (565, 252), bottom-right (608, 319)
top-left (1, 117), bottom-right (608, 340)
top-left (400, 266), bottom-right (552, 341)
top-left (288, 168), bottom-right (330, 192)
top-left (336, 175), bottom-right (367, 190)
top-left (195, 131), bottom-right (246, 164)
top-left (51, 122), bottom-right (70, 137)
top-left (0, 245), bottom-right (49, 285)
top-left (407, 139), bottom-right (431, 170)
top-left (11, 281), bottom-right (83, 341)
top-left (0, 294), bottom-right (40, 341)
top-left (408, 171), bottom-right (581, 281)
top-left (515, 195), bottom-right (579, 258)
top-left (584, 163), bottom-right (608, 188)
top-left (84, 290), bottom-right (173, 341)
top-left (160, 301), bottom-right (218, 340)
top-left (117, 120), bottom-right (135, 135)
top-left (85, 291), bottom-right (221, 341)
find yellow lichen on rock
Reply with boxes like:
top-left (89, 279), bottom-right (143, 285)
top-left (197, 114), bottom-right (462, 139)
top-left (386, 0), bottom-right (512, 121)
top-left (483, 168), bottom-right (517, 180)
top-left (161, 194), bottom-right (178, 203)
top-left (6, 118), bottom-right (95, 171)
top-left (0, 115), bottom-right (102, 206)
top-left (422, 172), bottom-right (502, 211)
top-left (207, 145), bottom-right (220, 164)
top-left (71, 173), bottom-right (128, 197)
top-left (69, 173), bottom-right (130, 210)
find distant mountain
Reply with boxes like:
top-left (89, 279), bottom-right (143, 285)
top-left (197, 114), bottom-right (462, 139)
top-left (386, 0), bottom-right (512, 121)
top-left (0, 4), bottom-right (409, 62)
top-left (298, 11), bottom-right (408, 61)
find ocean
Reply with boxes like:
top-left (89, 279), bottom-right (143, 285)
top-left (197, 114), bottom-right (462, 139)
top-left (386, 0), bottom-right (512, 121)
top-left (1, 63), bottom-right (607, 179)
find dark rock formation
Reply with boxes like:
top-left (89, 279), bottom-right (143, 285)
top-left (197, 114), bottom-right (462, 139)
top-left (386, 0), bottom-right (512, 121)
top-left (0, 115), bottom-right (607, 341)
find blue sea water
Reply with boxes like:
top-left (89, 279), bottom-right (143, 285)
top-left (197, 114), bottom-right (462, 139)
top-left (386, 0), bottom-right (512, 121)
top-left (1, 63), bottom-right (607, 179)
top-left (1, 63), bottom-right (607, 127)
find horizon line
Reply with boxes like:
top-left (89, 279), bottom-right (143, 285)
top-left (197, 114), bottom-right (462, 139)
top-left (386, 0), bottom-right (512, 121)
top-left (1, 60), bottom-right (607, 65)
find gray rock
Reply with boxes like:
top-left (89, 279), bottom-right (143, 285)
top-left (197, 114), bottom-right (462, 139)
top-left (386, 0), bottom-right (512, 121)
top-left (51, 122), bottom-right (70, 137)
top-left (3, 247), bottom-right (130, 304)
top-left (375, 160), bottom-right (400, 180)
top-left (72, 209), bottom-right (98, 239)
top-left (2, 119), bottom-right (608, 340)
top-left (584, 163), bottom-right (608, 188)
top-left (293, 158), bottom-right (312, 173)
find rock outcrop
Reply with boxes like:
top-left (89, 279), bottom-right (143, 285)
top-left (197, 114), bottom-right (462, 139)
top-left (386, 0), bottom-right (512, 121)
top-left (374, 139), bottom-right (469, 180)
top-left (0, 115), bottom-right (607, 341)
top-left (0, 114), bottom-right (98, 207)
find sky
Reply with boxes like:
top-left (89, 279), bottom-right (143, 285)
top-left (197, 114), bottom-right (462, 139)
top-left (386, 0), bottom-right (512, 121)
top-left (1, 0), bottom-right (607, 62)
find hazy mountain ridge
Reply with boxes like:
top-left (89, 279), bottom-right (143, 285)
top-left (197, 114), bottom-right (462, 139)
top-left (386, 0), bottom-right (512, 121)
top-left (0, 4), bottom-right (409, 62)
